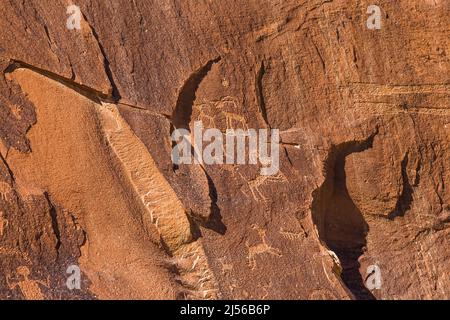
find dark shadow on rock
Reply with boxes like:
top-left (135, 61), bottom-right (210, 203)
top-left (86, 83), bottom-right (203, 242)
top-left (201, 169), bottom-right (227, 235)
top-left (311, 131), bottom-right (378, 300)
top-left (171, 57), bottom-right (221, 131)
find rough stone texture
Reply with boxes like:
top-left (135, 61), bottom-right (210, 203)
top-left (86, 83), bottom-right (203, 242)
top-left (0, 0), bottom-right (449, 299)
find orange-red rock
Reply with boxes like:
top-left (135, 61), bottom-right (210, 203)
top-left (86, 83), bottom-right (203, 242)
top-left (0, 0), bottom-right (448, 300)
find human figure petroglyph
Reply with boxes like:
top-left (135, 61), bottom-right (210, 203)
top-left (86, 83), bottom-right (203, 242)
top-left (246, 224), bottom-right (282, 270)
top-left (239, 173), bottom-right (286, 202)
top-left (0, 211), bottom-right (8, 237)
top-left (0, 181), bottom-right (13, 202)
top-left (6, 266), bottom-right (49, 300)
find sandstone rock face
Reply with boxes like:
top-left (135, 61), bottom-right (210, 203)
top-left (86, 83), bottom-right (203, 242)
top-left (0, 0), bottom-right (449, 300)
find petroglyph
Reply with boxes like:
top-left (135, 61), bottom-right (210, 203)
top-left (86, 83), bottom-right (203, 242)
top-left (0, 182), bottom-right (13, 202)
top-left (175, 251), bottom-right (201, 274)
top-left (216, 96), bottom-right (248, 130)
top-left (279, 227), bottom-right (306, 241)
top-left (0, 211), bottom-right (8, 237)
top-left (222, 111), bottom-right (248, 131)
top-left (246, 225), bottom-right (282, 270)
top-left (193, 96), bottom-right (248, 131)
top-left (6, 266), bottom-right (49, 300)
top-left (217, 257), bottom-right (233, 274)
top-left (195, 103), bottom-right (217, 129)
top-left (98, 104), bottom-right (193, 249)
top-left (327, 250), bottom-right (343, 277)
top-left (240, 173), bottom-right (287, 202)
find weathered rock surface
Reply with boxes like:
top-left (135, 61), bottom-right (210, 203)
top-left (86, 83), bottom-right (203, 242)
top-left (0, 0), bottom-right (449, 299)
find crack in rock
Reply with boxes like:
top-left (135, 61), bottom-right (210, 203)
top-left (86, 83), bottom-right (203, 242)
top-left (311, 130), bottom-right (378, 300)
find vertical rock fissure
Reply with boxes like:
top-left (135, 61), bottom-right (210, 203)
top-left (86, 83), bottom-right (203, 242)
top-left (312, 131), bottom-right (378, 300)
top-left (82, 14), bottom-right (122, 100)
top-left (171, 57), bottom-right (221, 130)
top-left (255, 61), bottom-right (270, 127)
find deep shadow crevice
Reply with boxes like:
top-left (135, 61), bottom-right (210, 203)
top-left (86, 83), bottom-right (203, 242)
top-left (83, 14), bottom-right (122, 101)
top-left (171, 57), bottom-right (221, 131)
top-left (202, 169), bottom-right (226, 235)
top-left (311, 130), bottom-right (378, 300)
top-left (255, 61), bottom-right (269, 127)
